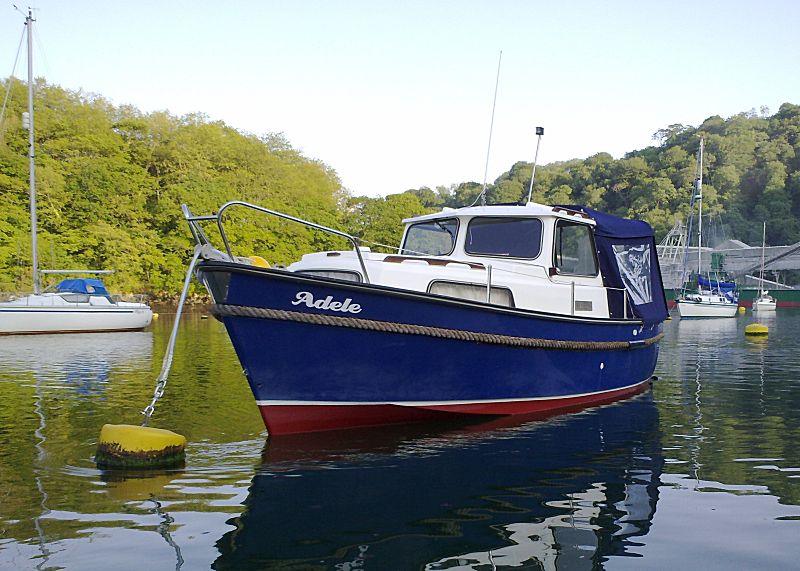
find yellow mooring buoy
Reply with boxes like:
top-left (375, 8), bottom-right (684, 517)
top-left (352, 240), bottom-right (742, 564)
top-left (738, 306), bottom-right (746, 314)
top-left (95, 247), bottom-right (200, 470)
top-left (95, 424), bottom-right (186, 468)
top-left (744, 323), bottom-right (769, 337)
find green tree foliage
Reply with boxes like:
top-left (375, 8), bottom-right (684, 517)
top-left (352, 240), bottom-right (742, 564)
top-left (0, 80), bottom-right (344, 295)
top-left (2, 76), bottom-right (799, 296)
top-left (488, 103), bottom-right (800, 246)
top-left (342, 193), bottom-right (432, 252)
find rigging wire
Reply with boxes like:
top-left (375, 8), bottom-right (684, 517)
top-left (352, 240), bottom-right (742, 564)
top-left (0, 24), bottom-right (26, 137)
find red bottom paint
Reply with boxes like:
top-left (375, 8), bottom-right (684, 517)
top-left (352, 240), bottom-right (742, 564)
top-left (259, 379), bottom-right (653, 435)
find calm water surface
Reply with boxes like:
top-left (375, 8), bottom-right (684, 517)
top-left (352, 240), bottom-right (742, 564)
top-left (1, 308), bottom-right (799, 570)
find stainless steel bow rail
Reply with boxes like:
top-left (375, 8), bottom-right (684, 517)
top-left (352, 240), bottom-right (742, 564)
top-left (182, 201), bottom-right (372, 283)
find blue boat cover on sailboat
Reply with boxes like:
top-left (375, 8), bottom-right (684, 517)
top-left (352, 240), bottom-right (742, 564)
top-left (564, 206), bottom-right (669, 327)
top-left (55, 278), bottom-right (110, 296)
top-left (698, 274), bottom-right (738, 301)
top-left (697, 274), bottom-right (736, 291)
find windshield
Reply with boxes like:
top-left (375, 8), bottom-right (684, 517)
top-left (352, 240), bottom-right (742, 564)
top-left (401, 218), bottom-right (458, 256)
top-left (465, 217), bottom-right (543, 258)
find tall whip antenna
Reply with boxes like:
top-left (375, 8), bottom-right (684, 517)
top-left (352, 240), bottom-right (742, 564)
top-left (526, 127), bottom-right (544, 204)
top-left (475, 50), bottom-right (502, 207)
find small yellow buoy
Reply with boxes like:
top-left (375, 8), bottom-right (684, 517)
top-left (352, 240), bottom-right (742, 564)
top-left (152, 312), bottom-right (159, 319)
top-left (738, 306), bottom-right (746, 314)
top-left (95, 424), bottom-right (186, 469)
top-left (744, 323), bottom-right (769, 337)
top-left (248, 255), bottom-right (270, 268)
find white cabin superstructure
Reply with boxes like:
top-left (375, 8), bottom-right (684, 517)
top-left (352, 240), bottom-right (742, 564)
top-left (287, 203), bottom-right (620, 320)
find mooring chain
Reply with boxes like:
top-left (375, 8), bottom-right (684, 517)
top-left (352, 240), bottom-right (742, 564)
top-left (211, 303), bottom-right (663, 352)
top-left (142, 247), bottom-right (203, 426)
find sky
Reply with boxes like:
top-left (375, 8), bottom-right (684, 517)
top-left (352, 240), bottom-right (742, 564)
top-left (1, 0), bottom-right (798, 197)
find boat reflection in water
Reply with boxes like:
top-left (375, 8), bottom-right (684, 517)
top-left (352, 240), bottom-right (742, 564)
top-left (0, 331), bottom-right (152, 393)
top-left (215, 393), bottom-right (662, 570)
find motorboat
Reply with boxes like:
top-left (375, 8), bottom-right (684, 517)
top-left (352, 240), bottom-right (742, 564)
top-left (184, 199), bottom-right (669, 435)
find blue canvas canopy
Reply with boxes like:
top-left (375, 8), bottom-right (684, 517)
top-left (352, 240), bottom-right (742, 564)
top-left (698, 274), bottom-right (737, 302)
top-left (562, 206), bottom-right (669, 328)
top-left (55, 278), bottom-right (110, 296)
top-left (698, 274), bottom-right (736, 292)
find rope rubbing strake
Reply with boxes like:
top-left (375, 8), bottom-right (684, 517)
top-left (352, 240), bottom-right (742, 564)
top-left (211, 304), bottom-right (663, 352)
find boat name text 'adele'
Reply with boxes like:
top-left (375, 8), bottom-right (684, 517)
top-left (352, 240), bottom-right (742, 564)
top-left (292, 291), bottom-right (363, 314)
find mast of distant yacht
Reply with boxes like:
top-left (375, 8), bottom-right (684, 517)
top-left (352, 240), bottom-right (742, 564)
top-left (24, 9), bottom-right (40, 294)
top-left (695, 138), bottom-right (703, 290)
top-left (759, 221), bottom-right (767, 294)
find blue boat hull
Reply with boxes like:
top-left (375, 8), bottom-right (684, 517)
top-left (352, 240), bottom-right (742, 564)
top-left (198, 261), bottom-right (662, 434)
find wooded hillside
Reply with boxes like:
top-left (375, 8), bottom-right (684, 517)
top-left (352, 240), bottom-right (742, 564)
top-left (405, 104), bottom-right (800, 247)
top-left (2, 78), bottom-right (798, 296)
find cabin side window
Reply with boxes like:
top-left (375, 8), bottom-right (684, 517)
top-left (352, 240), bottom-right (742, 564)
top-left (401, 218), bottom-right (458, 256)
top-left (464, 217), bottom-right (542, 259)
top-left (295, 270), bottom-right (363, 283)
top-left (553, 220), bottom-right (598, 276)
top-left (428, 281), bottom-right (515, 307)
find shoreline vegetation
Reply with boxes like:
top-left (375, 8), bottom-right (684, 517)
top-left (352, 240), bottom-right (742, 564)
top-left (1, 79), bottom-right (799, 297)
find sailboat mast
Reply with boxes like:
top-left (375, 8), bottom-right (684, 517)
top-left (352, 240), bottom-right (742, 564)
top-left (760, 221), bottom-right (766, 292)
top-left (695, 138), bottom-right (703, 290)
top-left (25, 10), bottom-right (40, 294)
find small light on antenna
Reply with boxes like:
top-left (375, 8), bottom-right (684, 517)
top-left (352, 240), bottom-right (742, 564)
top-left (536, 126), bottom-right (544, 136)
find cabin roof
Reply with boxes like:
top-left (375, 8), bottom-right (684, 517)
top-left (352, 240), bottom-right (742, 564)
top-left (402, 202), bottom-right (596, 225)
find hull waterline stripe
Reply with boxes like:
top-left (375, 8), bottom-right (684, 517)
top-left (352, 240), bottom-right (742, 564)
top-left (254, 378), bottom-right (653, 407)
top-left (211, 303), bottom-right (663, 351)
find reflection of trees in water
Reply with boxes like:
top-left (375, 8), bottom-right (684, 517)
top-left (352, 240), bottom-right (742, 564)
top-left (657, 317), bottom-right (800, 507)
top-left (0, 331), bottom-right (153, 553)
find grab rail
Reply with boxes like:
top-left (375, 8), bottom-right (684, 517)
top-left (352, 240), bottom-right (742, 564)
top-left (182, 201), bottom-right (371, 284)
top-left (481, 261), bottom-right (634, 319)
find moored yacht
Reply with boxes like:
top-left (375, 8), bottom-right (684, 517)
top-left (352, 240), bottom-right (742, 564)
top-left (0, 278), bottom-right (152, 334)
top-left (0, 11), bottom-right (152, 335)
top-left (675, 138), bottom-right (739, 318)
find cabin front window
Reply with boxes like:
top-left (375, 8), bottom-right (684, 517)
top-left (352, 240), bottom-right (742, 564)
top-left (401, 218), bottom-right (458, 256)
top-left (465, 217), bottom-right (542, 259)
top-left (553, 220), bottom-right (598, 276)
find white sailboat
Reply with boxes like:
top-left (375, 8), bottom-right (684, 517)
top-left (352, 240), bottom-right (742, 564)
top-left (675, 138), bottom-right (738, 318)
top-left (753, 222), bottom-right (776, 312)
top-left (0, 10), bottom-right (152, 335)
